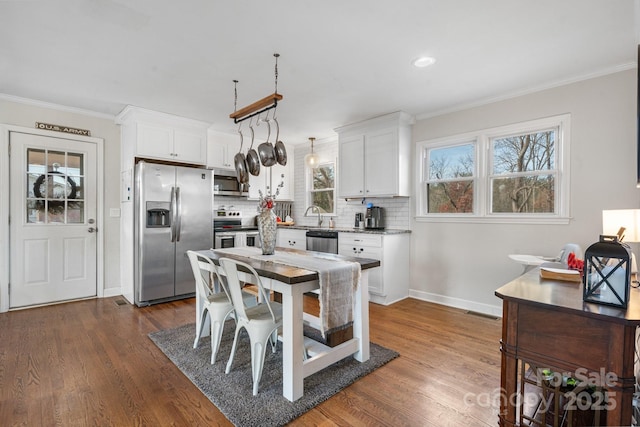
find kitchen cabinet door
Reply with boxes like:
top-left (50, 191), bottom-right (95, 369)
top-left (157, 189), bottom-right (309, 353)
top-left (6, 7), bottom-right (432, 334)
top-left (338, 242), bottom-right (383, 295)
top-left (338, 134), bottom-right (365, 198)
top-left (336, 111), bottom-right (411, 199)
top-left (270, 161), bottom-right (293, 201)
top-left (248, 160), bottom-right (293, 201)
top-left (248, 171), bottom-right (269, 200)
top-left (137, 123), bottom-right (206, 165)
top-left (137, 124), bottom-right (174, 160)
top-left (365, 128), bottom-right (397, 197)
top-left (207, 131), bottom-right (236, 170)
top-left (338, 231), bottom-right (410, 305)
top-left (277, 228), bottom-right (306, 249)
top-left (174, 130), bottom-right (206, 164)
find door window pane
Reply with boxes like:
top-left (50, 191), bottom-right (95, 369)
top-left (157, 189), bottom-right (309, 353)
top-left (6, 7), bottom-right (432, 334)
top-left (67, 152), bottom-right (83, 175)
top-left (25, 149), bottom-right (85, 224)
top-left (48, 151), bottom-right (66, 173)
top-left (27, 149), bottom-right (46, 173)
top-left (26, 200), bottom-right (40, 224)
top-left (67, 202), bottom-right (84, 223)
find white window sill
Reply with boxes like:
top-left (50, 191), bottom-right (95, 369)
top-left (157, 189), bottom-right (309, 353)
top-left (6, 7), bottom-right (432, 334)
top-left (414, 215), bottom-right (572, 225)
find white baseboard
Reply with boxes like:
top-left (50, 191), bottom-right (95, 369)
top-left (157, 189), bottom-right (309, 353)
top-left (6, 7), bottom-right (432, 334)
top-left (103, 287), bottom-right (124, 299)
top-left (408, 289), bottom-right (503, 318)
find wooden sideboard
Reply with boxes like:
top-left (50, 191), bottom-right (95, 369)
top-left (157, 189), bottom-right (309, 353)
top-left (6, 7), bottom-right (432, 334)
top-left (495, 269), bottom-right (640, 426)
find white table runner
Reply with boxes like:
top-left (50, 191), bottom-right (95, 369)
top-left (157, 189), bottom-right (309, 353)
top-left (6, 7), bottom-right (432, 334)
top-left (214, 247), bottom-right (361, 337)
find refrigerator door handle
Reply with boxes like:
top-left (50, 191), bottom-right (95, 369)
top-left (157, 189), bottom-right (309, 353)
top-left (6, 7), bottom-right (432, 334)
top-left (170, 186), bottom-right (177, 242)
top-left (175, 186), bottom-right (182, 241)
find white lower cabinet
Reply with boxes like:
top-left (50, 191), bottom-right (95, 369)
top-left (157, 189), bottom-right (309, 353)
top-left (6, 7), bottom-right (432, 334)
top-left (339, 232), bottom-right (410, 305)
top-left (277, 228), bottom-right (307, 250)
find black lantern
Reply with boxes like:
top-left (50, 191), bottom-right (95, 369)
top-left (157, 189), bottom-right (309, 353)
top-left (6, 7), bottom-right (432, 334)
top-left (583, 235), bottom-right (632, 308)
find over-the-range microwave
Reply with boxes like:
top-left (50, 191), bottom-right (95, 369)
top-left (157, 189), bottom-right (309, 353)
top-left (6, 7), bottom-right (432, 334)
top-left (213, 169), bottom-right (249, 197)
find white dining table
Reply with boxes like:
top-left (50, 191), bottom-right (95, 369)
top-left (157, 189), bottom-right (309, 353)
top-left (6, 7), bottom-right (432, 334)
top-left (196, 247), bottom-right (379, 402)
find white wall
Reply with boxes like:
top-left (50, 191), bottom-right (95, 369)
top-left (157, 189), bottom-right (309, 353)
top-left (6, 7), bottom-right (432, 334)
top-left (409, 70), bottom-right (639, 316)
top-left (0, 97), bottom-right (122, 300)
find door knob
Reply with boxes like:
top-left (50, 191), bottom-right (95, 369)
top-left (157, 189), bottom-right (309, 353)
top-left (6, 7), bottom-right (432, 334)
top-left (88, 227), bottom-right (97, 233)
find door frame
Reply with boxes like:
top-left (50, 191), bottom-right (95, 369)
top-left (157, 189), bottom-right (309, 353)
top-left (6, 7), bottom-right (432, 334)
top-left (0, 124), bottom-right (104, 312)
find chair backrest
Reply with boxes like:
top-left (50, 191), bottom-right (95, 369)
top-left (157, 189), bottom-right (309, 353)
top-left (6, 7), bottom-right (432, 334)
top-left (187, 250), bottom-right (230, 300)
top-left (219, 257), bottom-right (277, 323)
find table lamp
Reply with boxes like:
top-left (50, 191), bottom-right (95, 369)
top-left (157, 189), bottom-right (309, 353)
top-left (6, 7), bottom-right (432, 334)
top-left (602, 209), bottom-right (640, 274)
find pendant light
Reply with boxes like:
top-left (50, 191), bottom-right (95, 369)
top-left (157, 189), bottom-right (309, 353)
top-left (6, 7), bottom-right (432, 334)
top-left (304, 137), bottom-right (319, 168)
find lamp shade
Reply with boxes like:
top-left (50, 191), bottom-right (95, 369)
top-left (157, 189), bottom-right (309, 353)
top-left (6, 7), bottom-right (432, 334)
top-left (602, 209), bottom-right (640, 242)
top-left (304, 137), bottom-right (318, 168)
top-left (304, 152), bottom-right (319, 168)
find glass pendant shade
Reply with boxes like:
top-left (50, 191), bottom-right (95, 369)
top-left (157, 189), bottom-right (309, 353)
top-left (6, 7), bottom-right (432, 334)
top-left (304, 137), bottom-right (318, 168)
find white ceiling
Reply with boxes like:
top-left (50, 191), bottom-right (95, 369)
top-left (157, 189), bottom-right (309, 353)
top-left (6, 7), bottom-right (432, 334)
top-left (1, 0), bottom-right (638, 145)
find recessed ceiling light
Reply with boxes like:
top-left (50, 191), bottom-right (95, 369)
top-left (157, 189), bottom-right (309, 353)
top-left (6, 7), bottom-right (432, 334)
top-left (412, 56), bottom-right (436, 68)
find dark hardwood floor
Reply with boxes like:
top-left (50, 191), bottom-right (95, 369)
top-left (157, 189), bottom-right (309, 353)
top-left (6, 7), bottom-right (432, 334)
top-left (0, 296), bottom-right (502, 426)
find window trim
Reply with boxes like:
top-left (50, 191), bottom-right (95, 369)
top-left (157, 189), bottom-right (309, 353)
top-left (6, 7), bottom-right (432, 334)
top-left (306, 159), bottom-right (337, 216)
top-left (415, 114), bottom-right (571, 224)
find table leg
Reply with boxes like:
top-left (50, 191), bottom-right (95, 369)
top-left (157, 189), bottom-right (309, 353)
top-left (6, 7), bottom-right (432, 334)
top-left (353, 269), bottom-right (370, 362)
top-left (281, 282), bottom-right (306, 401)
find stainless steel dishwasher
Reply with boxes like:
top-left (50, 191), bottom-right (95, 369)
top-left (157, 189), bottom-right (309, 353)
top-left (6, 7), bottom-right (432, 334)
top-left (306, 230), bottom-right (338, 254)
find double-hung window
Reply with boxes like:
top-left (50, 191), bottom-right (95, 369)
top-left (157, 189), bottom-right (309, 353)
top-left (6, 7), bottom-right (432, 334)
top-left (308, 161), bottom-right (336, 215)
top-left (417, 114), bottom-right (570, 223)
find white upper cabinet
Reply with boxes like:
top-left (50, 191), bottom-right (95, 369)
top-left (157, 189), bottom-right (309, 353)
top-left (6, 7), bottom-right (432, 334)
top-left (207, 130), bottom-right (238, 170)
top-left (338, 134), bottom-right (365, 197)
top-left (247, 147), bottom-right (294, 201)
top-left (336, 111), bottom-right (412, 198)
top-left (116, 106), bottom-right (209, 165)
top-left (270, 161), bottom-right (293, 201)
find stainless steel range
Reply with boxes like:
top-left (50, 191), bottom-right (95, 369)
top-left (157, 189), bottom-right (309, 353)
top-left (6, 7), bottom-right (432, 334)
top-left (213, 209), bottom-right (259, 249)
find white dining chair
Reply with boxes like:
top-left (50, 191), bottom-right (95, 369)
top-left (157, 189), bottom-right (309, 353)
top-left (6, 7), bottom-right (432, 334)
top-left (187, 251), bottom-right (256, 364)
top-left (219, 257), bottom-right (283, 396)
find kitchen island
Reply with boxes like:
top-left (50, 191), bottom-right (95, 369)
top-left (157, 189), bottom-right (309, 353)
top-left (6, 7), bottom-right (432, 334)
top-left (198, 246), bottom-right (380, 402)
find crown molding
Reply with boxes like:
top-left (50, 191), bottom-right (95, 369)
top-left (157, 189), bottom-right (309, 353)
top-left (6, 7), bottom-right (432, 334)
top-left (416, 62), bottom-right (637, 121)
top-left (0, 93), bottom-right (116, 120)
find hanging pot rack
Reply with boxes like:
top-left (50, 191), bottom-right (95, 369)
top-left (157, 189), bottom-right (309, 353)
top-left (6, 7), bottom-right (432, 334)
top-left (230, 53), bottom-right (283, 124)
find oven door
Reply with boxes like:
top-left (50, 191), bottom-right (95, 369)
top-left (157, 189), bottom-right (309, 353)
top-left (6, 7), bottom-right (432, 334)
top-left (214, 232), bottom-right (236, 249)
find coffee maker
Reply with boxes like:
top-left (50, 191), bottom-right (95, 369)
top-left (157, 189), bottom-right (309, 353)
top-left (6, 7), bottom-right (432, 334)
top-left (365, 206), bottom-right (384, 229)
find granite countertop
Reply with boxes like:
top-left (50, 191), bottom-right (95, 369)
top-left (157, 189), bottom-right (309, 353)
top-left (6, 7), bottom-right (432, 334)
top-left (277, 225), bottom-right (411, 235)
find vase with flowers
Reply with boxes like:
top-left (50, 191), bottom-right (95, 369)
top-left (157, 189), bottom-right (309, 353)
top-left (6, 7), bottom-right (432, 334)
top-left (257, 180), bottom-right (283, 255)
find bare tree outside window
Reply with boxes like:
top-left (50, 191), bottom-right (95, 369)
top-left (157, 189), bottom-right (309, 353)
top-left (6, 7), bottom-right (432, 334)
top-left (310, 163), bottom-right (335, 214)
top-left (490, 130), bottom-right (556, 213)
top-left (426, 144), bottom-right (474, 213)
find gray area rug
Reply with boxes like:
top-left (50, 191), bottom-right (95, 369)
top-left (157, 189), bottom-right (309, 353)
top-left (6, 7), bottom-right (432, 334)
top-left (149, 321), bottom-right (399, 426)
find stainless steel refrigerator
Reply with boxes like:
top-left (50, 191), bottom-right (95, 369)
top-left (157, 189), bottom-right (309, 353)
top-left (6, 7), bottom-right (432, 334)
top-left (134, 161), bottom-right (212, 306)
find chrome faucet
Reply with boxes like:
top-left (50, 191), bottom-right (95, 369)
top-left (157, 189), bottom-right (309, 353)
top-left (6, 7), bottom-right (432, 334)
top-left (304, 205), bottom-right (324, 227)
